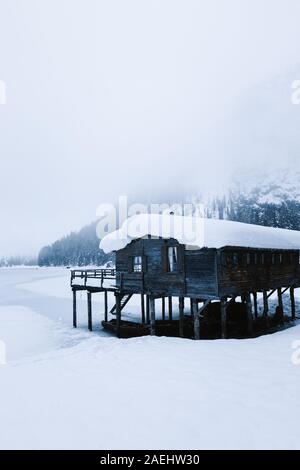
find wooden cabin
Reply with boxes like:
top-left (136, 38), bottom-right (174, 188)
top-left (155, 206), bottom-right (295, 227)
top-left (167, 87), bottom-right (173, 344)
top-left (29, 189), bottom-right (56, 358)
top-left (71, 214), bottom-right (300, 339)
top-left (115, 240), bottom-right (300, 299)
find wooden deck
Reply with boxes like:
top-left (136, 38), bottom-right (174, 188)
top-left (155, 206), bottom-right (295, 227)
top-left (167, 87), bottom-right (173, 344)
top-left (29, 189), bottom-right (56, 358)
top-left (71, 268), bottom-right (117, 291)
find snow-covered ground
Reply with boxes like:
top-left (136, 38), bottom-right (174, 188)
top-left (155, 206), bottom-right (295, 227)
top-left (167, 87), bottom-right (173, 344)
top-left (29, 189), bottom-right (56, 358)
top-left (0, 267), bottom-right (300, 449)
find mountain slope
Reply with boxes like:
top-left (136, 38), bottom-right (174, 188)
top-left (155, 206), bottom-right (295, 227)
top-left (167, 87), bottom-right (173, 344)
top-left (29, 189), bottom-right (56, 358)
top-left (38, 221), bottom-right (112, 267)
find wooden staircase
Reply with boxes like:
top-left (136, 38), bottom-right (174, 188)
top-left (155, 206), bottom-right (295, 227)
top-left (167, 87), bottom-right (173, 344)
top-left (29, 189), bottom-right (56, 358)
top-left (110, 294), bottom-right (133, 315)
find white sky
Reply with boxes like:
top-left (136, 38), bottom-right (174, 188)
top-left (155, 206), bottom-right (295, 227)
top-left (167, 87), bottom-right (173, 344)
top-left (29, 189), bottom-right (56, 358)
top-left (1, 0), bottom-right (300, 256)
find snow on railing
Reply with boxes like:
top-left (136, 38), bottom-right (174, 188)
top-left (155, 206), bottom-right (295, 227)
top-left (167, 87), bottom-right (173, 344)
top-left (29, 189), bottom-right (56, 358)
top-left (71, 269), bottom-right (116, 288)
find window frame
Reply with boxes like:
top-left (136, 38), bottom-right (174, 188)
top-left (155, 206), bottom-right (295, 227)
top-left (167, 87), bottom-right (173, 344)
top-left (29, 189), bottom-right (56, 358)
top-left (167, 246), bottom-right (178, 273)
top-left (133, 255), bottom-right (143, 273)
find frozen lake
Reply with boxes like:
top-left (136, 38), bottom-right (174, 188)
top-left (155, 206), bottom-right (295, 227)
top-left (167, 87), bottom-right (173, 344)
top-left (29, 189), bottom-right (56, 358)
top-left (1, 267), bottom-right (300, 450)
top-left (0, 267), bottom-right (71, 322)
top-left (0, 267), bottom-right (115, 361)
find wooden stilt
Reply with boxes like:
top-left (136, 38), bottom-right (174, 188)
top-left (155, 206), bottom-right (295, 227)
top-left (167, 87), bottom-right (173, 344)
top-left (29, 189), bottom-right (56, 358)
top-left (87, 291), bottom-right (92, 331)
top-left (162, 297), bottom-right (166, 321)
top-left (115, 293), bottom-right (121, 338)
top-left (277, 288), bottom-right (283, 313)
top-left (179, 297), bottom-right (185, 338)
top-left (192, 299), bottom-right (200, 340)
top-left (263, 290), bottom-right (269, 320)
top-left (190, 298), bottom-right (193, 318)
top-left (168, 296), bottom-right (173, 321)
top-left (104, 290), bottom-right (108, 322)
top-left (290, 287), bottom-right (296, 321)
top-left (72, 289), bottom-right (77, 328)
top-left (146, 295), bottom-right (150, 324)
top-left (245, 293), bottom-right (253, 337)
top-left (149, 297), bottom-right (156, 336)
top-left (221, 297), bottom-right (227, 339)
top-left (141, 294), bottom-right (145, 324)
top-left (253, 292), bottom-right (258, 319)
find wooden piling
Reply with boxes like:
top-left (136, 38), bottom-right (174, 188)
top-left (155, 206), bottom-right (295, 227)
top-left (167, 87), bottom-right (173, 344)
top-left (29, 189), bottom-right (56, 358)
top-left (87, 291), bottom-right (92, 331)
top-left (72, 289), bottom-right (77, 328)
top-left (190, 298), bottom-right (193, 318)
top-left (104, 290), bottom-right (108, 322)
top-left (245, 293), bottom-right (253, 337)
top-left (192, 299), bottom-right (200, 340)
top-left (168, 296), bottom-right (173, 321)
top-left (221, 297), bottom-right (227, 339)
top-left (179, 297), bottom-right (185, 338)
top-left (253, 292), bottom-right (258, 319)
top-left (162, 297), bottom-right (166, 321)
top-left (115, 293), bottom-right (121, 338)
top-left (149, 297), bottom-right (156, 336)
top-left (277, 288), bottom-right (283, 313)
top-left (290, 287), bottom-right (296, 320)
top-left (141, 294), bottom-right (145, 324)
top-left (263, 290), bottom-right (269, 320)
top-left (146, 295), bottom-right (150, 324)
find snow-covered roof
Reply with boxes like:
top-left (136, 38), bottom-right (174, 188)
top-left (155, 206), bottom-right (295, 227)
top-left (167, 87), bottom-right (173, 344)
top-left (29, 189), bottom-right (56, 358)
top-left (99, 214), bottom-right (300, 254)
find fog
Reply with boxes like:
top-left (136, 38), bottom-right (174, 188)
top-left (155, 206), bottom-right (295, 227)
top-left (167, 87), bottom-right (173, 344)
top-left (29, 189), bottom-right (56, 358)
top-left (1, 0), bottom-right (300, 255)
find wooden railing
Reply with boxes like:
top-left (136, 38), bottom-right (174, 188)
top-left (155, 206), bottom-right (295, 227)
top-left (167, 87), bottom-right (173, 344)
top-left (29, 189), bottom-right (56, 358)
top-left (71, 268), bottom-right (116, 288)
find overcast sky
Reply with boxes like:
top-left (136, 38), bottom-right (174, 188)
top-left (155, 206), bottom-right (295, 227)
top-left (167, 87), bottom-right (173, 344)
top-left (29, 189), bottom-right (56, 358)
top-left (1, 0), bottom-right (300, 256)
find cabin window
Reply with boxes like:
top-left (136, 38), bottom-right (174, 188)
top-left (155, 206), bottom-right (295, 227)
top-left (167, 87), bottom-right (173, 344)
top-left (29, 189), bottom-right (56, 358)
top-left (167, 246), bottom-right (178, 272)
top-left (224, 253), bottom-right (231, 266)
top-left (272, 253), bottom-right (282, 265)
top-left (288, 252), bottom-right (294, 264)
top-left (223, 252), bottom-right (241, 267)
top-left (246, 253), bottom-right (251, 265)
top-left (133, 256), bottom-right (142, 273)
top-left (232, 253), bottom-right (239, 266)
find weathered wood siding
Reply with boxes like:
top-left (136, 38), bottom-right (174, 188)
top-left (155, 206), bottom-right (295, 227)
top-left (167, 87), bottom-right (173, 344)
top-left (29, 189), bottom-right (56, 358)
top-left (217, 247), bottom-right (300, 297)
top-left (116, 238), bottom-right (185, 296)
top-left (116, 240), bottom-right (300, 298)
top-left (184, 248), bottom-right (218, 298)
top-left (116, 238), bottom-right (218, 298)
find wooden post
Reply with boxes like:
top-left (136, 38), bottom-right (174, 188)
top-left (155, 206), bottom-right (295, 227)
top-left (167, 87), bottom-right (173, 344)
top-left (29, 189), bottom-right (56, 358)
top-left (253, 292), bottom-right (258, 319)
top-left (263, 290), bottom-right (269, 321)
top-left (263, 290), bottom-right (269, 327)
top-left (162, 297), bottom-right (166, 321)
top-left (104, 290), bottom-right (108, 322)
top-left (87, 291), bottom-right (92, 331)
top-left (192, 299), bottom-right (200, 340)
top-left (72, 289), bottom-right (77, 328)
top-left (277, 288), bottom-right (283, 313)
top-left (190, 298), bottom-right (193, 318)
top-left (277, 288), bottom-right (284, 315)
top-left (290, 287), bottom-right (296, 321)
top-left (245, 293), bottom-right (253, 337)
top-left (221, 297), bottom-right (227, 339)
top-left (141, 294), bottom-right (145, 324)
top-left (146, 295), bottom-right (150, 324)
top-left (115, 293), bottom-right (121, 338)
top-left (179, 297), bottom-right (185, 338)
top-left (168, 296), bottom-right (173, 321)
top-left (149, 297), bottom-right (156, 336)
